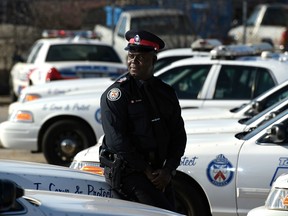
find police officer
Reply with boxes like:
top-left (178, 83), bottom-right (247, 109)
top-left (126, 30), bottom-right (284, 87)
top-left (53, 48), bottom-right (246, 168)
top-left (100, 29), bottom-right (187, 212)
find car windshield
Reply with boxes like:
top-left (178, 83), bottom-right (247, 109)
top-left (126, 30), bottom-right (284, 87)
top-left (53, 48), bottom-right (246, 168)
top-left (45, 44), bottom-right (122, 63)
top-left (231, 82), bottom-right (288, 114)
top-left (261, 7), bottom-right (288, 26)
top-left (239, 110), bottom-right (288, 141)
top-left (246, 5), bottom-right (288, 26)
top-left (157, 65), bottom-right (211, 99)
top-left (244, 99), bottom-right (288, 125)
top-left (246, 6), bottom-right (261, 26)
top-left (154, 56), bottom-right (191, 72)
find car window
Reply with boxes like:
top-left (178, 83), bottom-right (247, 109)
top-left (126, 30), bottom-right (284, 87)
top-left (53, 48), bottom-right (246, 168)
top-left (245, 100), bottom-right (288, 126)
top-left (261, 85), bottom-right (288, 110)
top-left (117, 16), bottom-right (127, 38)
top-left (262, 7), bottom-right (288, 26)
top-left (246, 5), bottom-right (261, 26)
top-left (154, 56), bottom-right (191, 72)
top-left (45, 44), bottom-right (122, 63)
top-left (246, 6), bottom-right (288, 26)
top-left (157, 65), bottom-right (211, 99)
top-left (213, 65), bottom-right (275, 100)
top-left (239, 110), bottom-right (287, 141)
top-left (27, 42), bottom-right (43, 63)
top-left (253, 68), bottom-right (275, 97)
top-left (257, 115), bottom-right (288, 144)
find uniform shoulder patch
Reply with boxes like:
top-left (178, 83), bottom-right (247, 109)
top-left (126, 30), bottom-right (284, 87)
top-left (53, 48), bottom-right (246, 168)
top-left (107, 88), bottom-right (121, 101)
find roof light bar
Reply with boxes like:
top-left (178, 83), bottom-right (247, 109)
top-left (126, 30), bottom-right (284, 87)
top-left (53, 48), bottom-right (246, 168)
top-left (210, 42), bottom-right (274, 60)
top-left (42, 30), bottom-right (100, 40)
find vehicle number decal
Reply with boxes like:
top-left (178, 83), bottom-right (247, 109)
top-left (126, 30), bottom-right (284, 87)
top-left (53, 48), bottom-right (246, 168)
top-left (270, 157), bottom-right (288, 186)
top-left (206, 154), bottom-right (234, 187)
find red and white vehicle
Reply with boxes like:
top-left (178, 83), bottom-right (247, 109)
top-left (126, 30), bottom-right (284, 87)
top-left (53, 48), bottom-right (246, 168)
top-left (9, 30), bottom-right (127, 101)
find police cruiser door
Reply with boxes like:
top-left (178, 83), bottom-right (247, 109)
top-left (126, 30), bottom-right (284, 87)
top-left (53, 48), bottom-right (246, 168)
top-left (236, 111), bottom-right (288, 216)
top-left (202, 62), bottom-right (276, 109)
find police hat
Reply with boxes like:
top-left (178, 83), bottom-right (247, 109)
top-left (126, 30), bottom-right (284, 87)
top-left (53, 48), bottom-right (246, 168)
top-left (124, 30), bottom-right (165, 52)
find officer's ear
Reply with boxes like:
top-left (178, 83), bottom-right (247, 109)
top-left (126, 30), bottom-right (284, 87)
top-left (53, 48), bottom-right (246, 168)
top-left (153, 54), bottom-right (157, 64)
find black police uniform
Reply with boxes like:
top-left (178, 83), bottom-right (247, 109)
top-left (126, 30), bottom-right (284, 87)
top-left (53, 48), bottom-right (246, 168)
top-left (100, 30), bottom-right (187, 211)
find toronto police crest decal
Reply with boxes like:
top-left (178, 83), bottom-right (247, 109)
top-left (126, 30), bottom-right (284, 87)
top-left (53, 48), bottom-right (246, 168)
top-left (206, 154), bottom-right (234, 186)
top-left (107, 88), bottom-right (121, 101)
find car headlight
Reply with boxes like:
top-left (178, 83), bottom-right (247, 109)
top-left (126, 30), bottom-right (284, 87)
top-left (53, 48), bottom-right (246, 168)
top-left (265, 187), bottom-right (288, 210)
top-left (70, 161), bottom-right (104, 176)
top-left (10, 110), bottom-right (34, 123)
top-left (20, 94), bottom-right (41, 103)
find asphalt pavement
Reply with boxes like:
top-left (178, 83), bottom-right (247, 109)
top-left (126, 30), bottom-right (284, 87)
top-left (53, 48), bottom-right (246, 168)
top-left (0, 95), bottom-right (47, 163)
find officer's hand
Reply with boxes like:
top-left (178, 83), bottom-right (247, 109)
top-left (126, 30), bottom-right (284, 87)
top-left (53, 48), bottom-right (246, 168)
top-left (151, 168), bottom-right (171, 191)
top-left (144, 166), bottom-right (155, 181)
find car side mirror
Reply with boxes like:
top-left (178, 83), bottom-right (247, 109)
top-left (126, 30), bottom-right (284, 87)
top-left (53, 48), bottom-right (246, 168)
top-left (0, 180), bottom-right (24, 212)
top-left (251, 101), bottom-right (263, 114)
top-left (245, 101), bottom-right (263, 116)
top-left (264, 112), bottom-right (277, 121)
top-left (265, 124), bottom-right (287, 144)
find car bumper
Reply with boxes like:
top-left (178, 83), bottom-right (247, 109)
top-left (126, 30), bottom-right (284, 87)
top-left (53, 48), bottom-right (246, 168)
top-left (248, 206), bottom-right (288, 216)
top-left (0, 121), bottom-right (38, 151)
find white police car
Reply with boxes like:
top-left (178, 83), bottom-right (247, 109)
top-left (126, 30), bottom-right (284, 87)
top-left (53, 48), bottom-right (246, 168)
top-left (1, 91), bottom-right (104, 166)
top-left (15, 68), bottom-right (288, 121)
top-left (3, 75), bottom-right (288, 168)
top-left (0, 172), bottom-right (182, 216)
top-left (2, 56), bottom-right (288, 167)
top-left (184, 97), bottom-right (288, 134)
top-left (14, 43), bottom-right (288, 110)
top-left (154, 38), bottom-right (221, 71)
top-left (160, 52), bottom-right (288, 109)
top-left (9, 30), bottom-right (127, 101)
top-left (247, 173), bottom-right (288, 216)
top-left (71, 109), bottom-right (288, 216)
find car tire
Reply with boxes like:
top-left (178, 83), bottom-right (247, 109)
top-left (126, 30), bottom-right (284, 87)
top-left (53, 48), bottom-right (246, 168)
top-left (173, 177), bottom-right (211, 216)
top-left (42, 119), bottom-right (96, 166)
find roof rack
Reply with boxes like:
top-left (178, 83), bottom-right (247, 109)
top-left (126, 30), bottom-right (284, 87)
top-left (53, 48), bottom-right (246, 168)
top-left (210, 43), bottom-right (274, 60)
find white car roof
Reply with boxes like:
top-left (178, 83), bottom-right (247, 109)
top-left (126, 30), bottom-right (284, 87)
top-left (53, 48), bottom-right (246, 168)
top-left (35, 37), bottom-right (112, 46)
top-left (157, 48), bottom-right (209, 59)
top-left (160, 55), bottom-right (288, 68)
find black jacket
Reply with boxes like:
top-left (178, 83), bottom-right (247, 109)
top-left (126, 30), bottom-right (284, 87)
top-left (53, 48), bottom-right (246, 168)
top-left (100, 73), bottom-right (186, 173)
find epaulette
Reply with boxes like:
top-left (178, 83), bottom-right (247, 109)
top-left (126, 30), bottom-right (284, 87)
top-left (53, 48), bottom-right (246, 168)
top-left (117, 76), bottom-right (128, 83)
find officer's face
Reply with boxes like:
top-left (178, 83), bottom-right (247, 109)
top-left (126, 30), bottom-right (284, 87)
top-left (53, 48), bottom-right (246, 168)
top-left (127, 51), bottom-right (156, 80)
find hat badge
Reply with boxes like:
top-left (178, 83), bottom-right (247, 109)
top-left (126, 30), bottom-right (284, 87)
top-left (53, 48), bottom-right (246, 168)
top-left (133, 34), bottom-right (141, 45)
